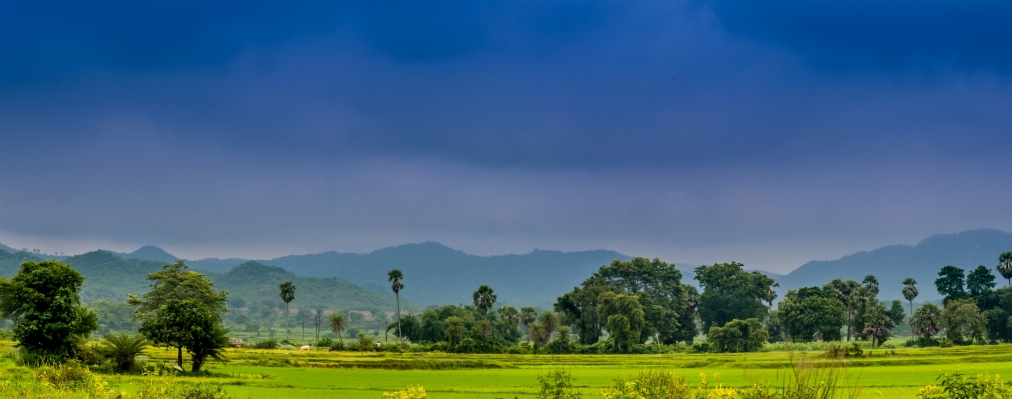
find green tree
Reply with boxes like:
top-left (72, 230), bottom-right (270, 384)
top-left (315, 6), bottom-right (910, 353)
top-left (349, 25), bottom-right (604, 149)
top-left (388, 269), bottom-right (405, 346)
top-left (558, 258), bottom-right (695, 345)
top-left (860, 299), bottom-right (906, 346)
top-left (0, 260), bottom-right (98, 363)
top-left (941, 298), bottom-right (986, 344)
top-left (902, 278), bottom-right (919, 316)
top-left (997, 252), bottom-right (1012, 287)
top-left (128, 260), bottom-right (228, 320)
top-left (444, 316), bottom-right (466, 344)
top-left (520, 306), bottom-right (538, 328)
top-left (824, 279), bottom-right (864, 341)
top-left (329, 312), bottom-right (346, 346)
top-left (777, 287), bottom-right (846, 342)
top-left (278, 281), bottom-right (295, 341)
top-left (967, 265), bottom-right (998, 310)
top-left (694, 262), bottom-right (776, 332)
top-left (139, 299), bottom-right (229, 371)
top-left (910, 303), bottom-right (942, 341)
top-left (598, 292), bottom-right (645, 353)
top-left (862, 275), bottom-right (880, 295)
top-left (497, 306), bottom-right (520, 330)
top-left (935, 265), bottom-right (968, 305)
top-left (707, 318), bottom-right (768, 352)
top-left (472, 285), bottom-right (497, 320)
top-left (538, 310), bottom-right (560, 337)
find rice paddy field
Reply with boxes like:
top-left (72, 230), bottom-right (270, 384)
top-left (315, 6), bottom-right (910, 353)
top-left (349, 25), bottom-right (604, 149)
top-left (5, 339), bottom-right (1012, 398)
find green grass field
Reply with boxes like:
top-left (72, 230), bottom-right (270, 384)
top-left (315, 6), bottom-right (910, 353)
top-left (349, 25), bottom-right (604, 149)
top-left (5, 340), bottom-right (1012, 398)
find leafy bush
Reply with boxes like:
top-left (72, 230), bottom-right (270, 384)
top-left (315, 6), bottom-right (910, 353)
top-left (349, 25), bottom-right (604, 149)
top-left (919, 373), bottom-right (1012, 399)
top-left (600, 370), bottom-right (690, 399)
top-left (100, 332), bottom-right (148, 372)
top-left (537, 369), bottom-right (581, 399)
top-left (316, 337), bottom-right (334, 347)
top-left (691, 342), bottom-right (711, 353)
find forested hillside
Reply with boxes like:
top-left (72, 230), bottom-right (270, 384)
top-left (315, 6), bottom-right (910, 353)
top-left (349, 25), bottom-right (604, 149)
top-left (190, 242), bottom-right (631, 307)
top-left (776, 229), bottom-right (1012, 300)
top-left (0, 249), bottom-right (412, 312)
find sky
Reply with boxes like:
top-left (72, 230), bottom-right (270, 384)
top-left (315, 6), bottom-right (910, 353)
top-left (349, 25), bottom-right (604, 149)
top-left (1, 1), bottom-right (1011, 273)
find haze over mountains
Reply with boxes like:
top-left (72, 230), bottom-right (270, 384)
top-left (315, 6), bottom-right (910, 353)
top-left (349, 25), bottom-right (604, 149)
top-left (2, 229), bottom-right (1009, 307)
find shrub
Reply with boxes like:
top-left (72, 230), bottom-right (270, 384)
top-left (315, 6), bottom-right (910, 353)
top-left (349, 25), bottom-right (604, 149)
top-left (601, 370), bottom-right (690, 399)
top-left (382, 385), bottom-right (427, 399)
top-left (919, 373), bottom-right (1012, 399)
top-left (316, 337), bottom-right (334, 347)
top-left (691, 342), bottom-right (711, 353)
top-left (100, 332), bottom-right (149, 372)
top-left (537, 369), bottom-right (581, 399)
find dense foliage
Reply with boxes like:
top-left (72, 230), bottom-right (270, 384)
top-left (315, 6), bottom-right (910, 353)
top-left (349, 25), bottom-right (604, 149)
top-left (0, 260), bottom-right (98, 363)
top-left (555, 258), bottom-right (697, 350)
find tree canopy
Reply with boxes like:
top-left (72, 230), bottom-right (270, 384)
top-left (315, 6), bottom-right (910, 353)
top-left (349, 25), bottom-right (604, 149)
top-left (0, 260), bottom-right (98, 362)
top-left (694, 262), bottom-right (777, 331)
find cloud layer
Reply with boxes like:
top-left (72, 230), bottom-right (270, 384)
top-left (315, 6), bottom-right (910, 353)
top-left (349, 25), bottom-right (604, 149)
top-left (2, 1), bottom-right (1010, 272)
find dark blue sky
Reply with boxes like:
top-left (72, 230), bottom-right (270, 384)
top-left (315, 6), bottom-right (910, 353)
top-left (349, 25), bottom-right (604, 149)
top-left (2, 1), bottom-right (1010, 272)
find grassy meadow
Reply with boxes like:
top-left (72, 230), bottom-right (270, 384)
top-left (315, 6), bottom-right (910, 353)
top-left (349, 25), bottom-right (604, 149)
top-left (5, 339), bottom-right (1012, 398)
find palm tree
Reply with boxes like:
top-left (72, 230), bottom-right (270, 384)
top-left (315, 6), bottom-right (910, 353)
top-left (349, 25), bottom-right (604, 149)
top-left (498, 306), bottom-right (519, 330)
top-left (445, 316), bottom-right (465, 344)
top-left (902, 278), bottom-right (919, 317)
top-left (827, 279), bottom-right (862, 341)
top-left (279, 281), bottom-right (296, 341)
top-left (997, 252), bottom-right (1012, 286)
top-left (519, 306), bottom-right (537, 329)
top-left (862, 275), bottom-right (880, 296)
top-left (472, 285), bottom-right (497, 320)
top-left (101, 333), bottom-right (149, 372)
top-left (329, 312), bottom-right (346, 347)
top-left (388, 269), bottom-right (405, 346)
top-left (527, 322), bottom-right (548, 348)
top-left (537, 310), bottom-right (559, 337)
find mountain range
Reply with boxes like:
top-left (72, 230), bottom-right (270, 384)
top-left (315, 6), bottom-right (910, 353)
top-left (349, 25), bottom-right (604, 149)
top-left (2, 228), bottom-right (1010, 307)
top-left (0, 249), bottom-right (414, 312)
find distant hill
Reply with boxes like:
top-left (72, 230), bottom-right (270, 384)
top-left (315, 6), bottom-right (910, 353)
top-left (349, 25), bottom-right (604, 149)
top-left (0, 249), bottom-right (413, 312)
top-left (0, 242), bottom-right (18, 253)
top-left (109, 245), bottom-right (179, 264)
top-left (775, 229), bottom-right (1012, 301)
top-left (223, 242), bottom-right (631, 308)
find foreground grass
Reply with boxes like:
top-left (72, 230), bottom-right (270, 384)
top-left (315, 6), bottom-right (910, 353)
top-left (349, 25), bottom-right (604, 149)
top-left (5, 340), bottom-right (1012, 398)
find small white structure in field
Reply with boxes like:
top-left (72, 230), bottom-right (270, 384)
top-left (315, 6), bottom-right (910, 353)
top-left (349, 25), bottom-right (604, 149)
top-left (299, 345), bottom-right (311, 351)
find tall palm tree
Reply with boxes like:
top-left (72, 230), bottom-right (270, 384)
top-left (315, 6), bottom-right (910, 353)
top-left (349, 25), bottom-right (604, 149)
top-left (902, 278), bottom-right (919, 317)
top-left (279, 281), bottom-right (296, 341)
top-left (997, 252), bottom-right (1012, 287)
top-left (388, 269), bottom-right (405, 346)
top-left (827, 279), bottom-right (862, 341)
top-left (537, 310), bottom-right (559, 337)
top-left (329, 312), bottom-right (346, 347)
top-left (519, 306), bottom-right (537, 329)
top-left (445, 316), bottom-right (465, 344)
top-left (472, 285), bottom-right (497, 320)
top-left (498, 306), bottom-right (520, 330)
top-left (862, 275), bottom-right (880, 296)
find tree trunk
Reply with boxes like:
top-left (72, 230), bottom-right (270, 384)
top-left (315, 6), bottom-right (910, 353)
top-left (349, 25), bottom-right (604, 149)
top-left (285, 303), bottom-right (290, 341)
top-left (339, 329), bottom-right (344, 347)
top-left (396, 293), bottom-right (403, 346)
top-left (177, 346), bottom-right (183, 369)
top-left (909, 300), bottom-right (914, 319)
